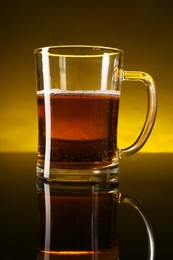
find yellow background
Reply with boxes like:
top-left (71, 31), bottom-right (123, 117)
top-left (0, 0), bottom-right (172, 153)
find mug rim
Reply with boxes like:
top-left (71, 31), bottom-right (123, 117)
top-left (34, 45), bottom-right (124, 57)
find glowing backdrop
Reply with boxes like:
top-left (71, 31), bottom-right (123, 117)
top-left (0, 0), bottom-right (172, 153)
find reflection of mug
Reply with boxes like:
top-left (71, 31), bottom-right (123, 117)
top-left (37, 181), bottom-right (154, 260)
top-left (34, 45), bottom-right (157, 181)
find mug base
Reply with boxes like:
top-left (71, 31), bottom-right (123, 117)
top-left (36, 163), bottom-right (119, 185)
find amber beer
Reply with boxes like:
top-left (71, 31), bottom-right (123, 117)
top-left (37, 89), bottom-right (120, 169)
top-left (37, 183), bottom-right (119, 260)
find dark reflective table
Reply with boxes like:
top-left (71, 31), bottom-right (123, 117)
top-left (0, 153), bottom-right (172, 260)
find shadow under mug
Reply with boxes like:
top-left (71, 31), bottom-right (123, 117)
top-left (36, 181), bottom-right (154, 260)
top-left (34, 45), bottom-right (157, 182)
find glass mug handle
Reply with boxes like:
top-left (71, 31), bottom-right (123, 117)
top-left (120, 71), bottom-right (157, 156)
top-left (118, 193), bottom-right (155, 260)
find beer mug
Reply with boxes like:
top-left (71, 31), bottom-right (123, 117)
top-left (34, 46), bottom-right (156, 260)
top-left (34, 45), bottom-right (157, 181)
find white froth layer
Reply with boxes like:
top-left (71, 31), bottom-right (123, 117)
top-left (37, 88), bottom-right (120, 96)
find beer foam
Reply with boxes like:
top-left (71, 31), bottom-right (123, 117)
top-left (37, 88), bottom-right (120, 96)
